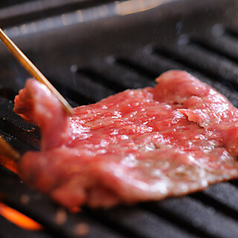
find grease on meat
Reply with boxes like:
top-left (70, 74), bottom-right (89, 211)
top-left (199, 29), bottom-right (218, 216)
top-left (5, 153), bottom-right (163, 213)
top-left (14, 70), bottom-right (238, 210)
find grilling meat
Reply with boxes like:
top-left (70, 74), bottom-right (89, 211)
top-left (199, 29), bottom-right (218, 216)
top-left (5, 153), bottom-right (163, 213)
top-left (14, 70), bottom-right (238, 210)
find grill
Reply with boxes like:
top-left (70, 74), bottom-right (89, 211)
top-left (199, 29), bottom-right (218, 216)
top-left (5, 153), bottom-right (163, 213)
top-left (0, 0), bottom-right (238, 237)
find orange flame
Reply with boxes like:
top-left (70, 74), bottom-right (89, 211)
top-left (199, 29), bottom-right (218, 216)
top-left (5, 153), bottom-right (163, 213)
top-left (0, 155), bottom-right (18, 173)
top-left (0, 202), bottom-right (43, 230)
top-left (0, 147), bottom-right (43, 230)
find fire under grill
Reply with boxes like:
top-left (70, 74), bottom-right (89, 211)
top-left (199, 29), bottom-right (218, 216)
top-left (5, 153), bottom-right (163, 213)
top-left (1, 0), bottom-right (238, 237)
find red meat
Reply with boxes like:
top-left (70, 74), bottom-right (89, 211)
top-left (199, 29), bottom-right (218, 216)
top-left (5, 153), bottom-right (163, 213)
top-left (14, 70), bottom-right (238, 210)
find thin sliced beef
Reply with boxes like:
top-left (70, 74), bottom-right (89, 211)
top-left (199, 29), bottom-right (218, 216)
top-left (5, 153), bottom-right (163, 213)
top-left (14, 70), bottom-right (238, 210)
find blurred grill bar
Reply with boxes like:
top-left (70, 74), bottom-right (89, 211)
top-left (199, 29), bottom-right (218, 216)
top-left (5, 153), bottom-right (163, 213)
top-left (1, 0), bottom-right (238, 237)
top-left (0, 0), bottom-right (128, 28)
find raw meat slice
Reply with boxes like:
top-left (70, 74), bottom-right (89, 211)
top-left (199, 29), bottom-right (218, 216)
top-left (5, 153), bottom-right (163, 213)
top-left (14, 70), bottom-right (238, 210)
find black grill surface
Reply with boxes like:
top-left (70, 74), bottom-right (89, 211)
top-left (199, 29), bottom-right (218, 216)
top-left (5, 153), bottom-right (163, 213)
top-left (1, 0), bottom-right (238, 237)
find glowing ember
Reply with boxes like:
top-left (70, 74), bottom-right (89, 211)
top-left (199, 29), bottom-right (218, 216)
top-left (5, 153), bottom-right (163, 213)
top-left (0, 137), bottom-right (40, 230)
top-left (0, 203), bottom-right (43, 230)
top-left (0, 155), bottom-right (18, 173)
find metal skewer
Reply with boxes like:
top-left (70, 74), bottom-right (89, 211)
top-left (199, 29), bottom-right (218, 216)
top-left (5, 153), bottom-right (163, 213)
top-left (0, 28), bottom-right (74, 116)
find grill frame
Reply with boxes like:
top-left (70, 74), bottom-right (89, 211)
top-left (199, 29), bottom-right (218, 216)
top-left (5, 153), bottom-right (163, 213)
top-left (1, 0), bottom-right (238, 237)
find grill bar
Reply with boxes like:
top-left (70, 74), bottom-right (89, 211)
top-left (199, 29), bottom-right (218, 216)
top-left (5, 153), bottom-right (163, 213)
top-left (0, 216), bottom-right (53, 238)
top-left (0, 0), bottom-right (127, 29)
top-left (88, 206), bottom-right (201, 238)
top-left (0, 167), bottom-right (126, 238)
top-left (145, 196), bottom-right (238, 238)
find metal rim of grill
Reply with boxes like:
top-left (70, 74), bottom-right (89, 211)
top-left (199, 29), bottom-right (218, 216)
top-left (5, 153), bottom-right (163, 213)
top-left (1, 0), bottom-right (238, 237)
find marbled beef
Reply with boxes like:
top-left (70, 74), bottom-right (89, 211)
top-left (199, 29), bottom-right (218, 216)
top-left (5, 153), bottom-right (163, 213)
top-left (14, 70), bottom-right (238, 210)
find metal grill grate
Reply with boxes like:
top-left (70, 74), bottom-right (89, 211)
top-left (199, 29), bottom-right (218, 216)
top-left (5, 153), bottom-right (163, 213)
top-left (0, 0), bottom-right (129, 29)
top-left (1, 0), bottom-right (238, 237)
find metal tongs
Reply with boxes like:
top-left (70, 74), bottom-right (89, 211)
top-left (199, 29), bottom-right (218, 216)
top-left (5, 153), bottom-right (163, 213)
top-left (0, 28), bottom-right (74, 163)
